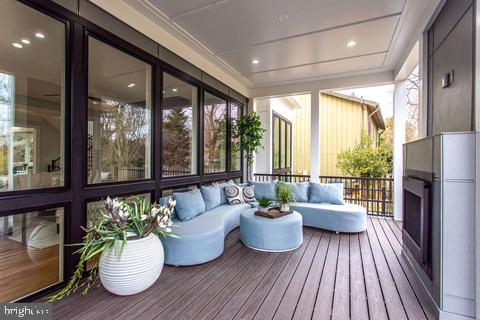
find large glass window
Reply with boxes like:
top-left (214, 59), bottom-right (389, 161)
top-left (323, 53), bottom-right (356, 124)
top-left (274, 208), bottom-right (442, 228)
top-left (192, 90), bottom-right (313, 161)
top-left (0, 207), bottom-right (64, 301)
top-left (0, 1), bottom-right (65, 192)
top-left (162, 74), bottom-right (198, 177)
top-left (230, 103), bottom-right (241, 171)
top-left (87, 37), bottom-right (152, 184)
top-left (272, 114), bottom-right (292, 174)
top-left (203, 92), bottom-right (226, 173)
top-left (273, 117), bottom-right (280, 170)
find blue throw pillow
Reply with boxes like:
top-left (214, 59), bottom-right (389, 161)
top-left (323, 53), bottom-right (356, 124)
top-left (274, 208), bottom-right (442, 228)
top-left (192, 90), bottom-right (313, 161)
top-left (200, 185), bottom-right (222, 211)
top-left (215, 180), bottom-right (235, 204)
top-left (249, 181), bottom-right (277, 200)
top-left (173, 188), bottom-right (206, 221)
top-left (279, 182), bottom-right (309, 202)
top-left (309, 182), bottom-right (345, 205)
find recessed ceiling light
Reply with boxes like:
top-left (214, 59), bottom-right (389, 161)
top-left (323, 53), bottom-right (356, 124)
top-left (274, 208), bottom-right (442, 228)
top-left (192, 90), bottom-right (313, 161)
top-left (127, 83), bottom-right (136, 88)
top-left (162, 90), bottom-right (166, 94)
top-left (35, 33), bottom-right (45, 39)
top-left (251, 59), bottom-right (259, 64)
top-left (12, 43), bottom-right (22, 48)
top-left (92, 101), bottom-right (99, 105)
top-left (21, 39), bottom-right (31, 45)
top-left (278, 14), bottom-right (288, 22)
top-left (172, 88), bottom-right (178, 92)
top-left (347, 40), bottom-right (357, 48)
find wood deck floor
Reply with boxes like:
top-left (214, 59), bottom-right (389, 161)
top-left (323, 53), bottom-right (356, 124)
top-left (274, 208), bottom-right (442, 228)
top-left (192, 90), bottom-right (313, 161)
top-left (51, 217), bottom-right (435, 320)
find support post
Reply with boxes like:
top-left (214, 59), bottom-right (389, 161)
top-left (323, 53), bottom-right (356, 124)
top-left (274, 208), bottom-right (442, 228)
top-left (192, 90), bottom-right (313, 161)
top-left (393, 81), bottom-right (407, 221)
top-left (310, 91), bottom-right (320, 182)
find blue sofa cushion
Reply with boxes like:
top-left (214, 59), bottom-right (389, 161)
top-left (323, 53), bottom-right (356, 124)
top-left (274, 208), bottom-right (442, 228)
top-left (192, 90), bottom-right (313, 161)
top-left (279, 182), bottom-right (309, 202)
top-left (173, 188), bottom-right (206, 221)
top-left (201, 185), bottom-right (222, 211)
top-left (310, 182), bottom-right (345, 205)
top-left (214, 180), bottom-right (235, 205)
top-left (250, 181), bottom-right (277, 200)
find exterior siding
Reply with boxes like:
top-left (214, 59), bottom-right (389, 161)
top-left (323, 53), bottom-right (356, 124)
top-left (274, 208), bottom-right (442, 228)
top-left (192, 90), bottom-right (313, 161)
top-left (293, 93), bottom-right (380, 176)
top-left (292, 96), bottom-right (311, 175)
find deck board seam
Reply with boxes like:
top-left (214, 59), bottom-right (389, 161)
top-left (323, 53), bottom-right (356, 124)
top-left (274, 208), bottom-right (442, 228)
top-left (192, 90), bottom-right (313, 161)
top-left (310, 233), bottom-right (333, 320)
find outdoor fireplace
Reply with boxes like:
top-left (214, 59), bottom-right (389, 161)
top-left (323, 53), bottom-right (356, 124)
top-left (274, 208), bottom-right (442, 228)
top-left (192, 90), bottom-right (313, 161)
top-left (402, 176), bottom-right (431, 278)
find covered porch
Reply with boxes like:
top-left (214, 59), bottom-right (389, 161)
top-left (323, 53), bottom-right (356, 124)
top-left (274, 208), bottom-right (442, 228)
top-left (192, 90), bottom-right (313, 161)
top-left (51, 217), bottom-right (434, 320)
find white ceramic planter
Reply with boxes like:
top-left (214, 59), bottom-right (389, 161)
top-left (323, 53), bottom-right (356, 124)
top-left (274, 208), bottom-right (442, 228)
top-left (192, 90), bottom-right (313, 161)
top-left (280, 204), bottom-right (290, 212)
top-left (99, 233), bottom-right (164, 295)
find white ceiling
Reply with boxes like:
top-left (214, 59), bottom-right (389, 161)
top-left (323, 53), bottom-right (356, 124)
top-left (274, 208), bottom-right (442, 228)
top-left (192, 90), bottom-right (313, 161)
top-left (128, 0), bottom-right (431, 88)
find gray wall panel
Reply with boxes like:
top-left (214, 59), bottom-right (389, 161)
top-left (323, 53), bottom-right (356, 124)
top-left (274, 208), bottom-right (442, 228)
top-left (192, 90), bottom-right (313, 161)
top-left (158, 46), bottom-right (202, 81)
top-left (202, 73), bottom-right (229, 96)
top-left (229, 89), bottom-right (247, 104)
top-left (52, 0), bottom-right (78, 13)
top-left (80, 0), bottom-right (157, 57)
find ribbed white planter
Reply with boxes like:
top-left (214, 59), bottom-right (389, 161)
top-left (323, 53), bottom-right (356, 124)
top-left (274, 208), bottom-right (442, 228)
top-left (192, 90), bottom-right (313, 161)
top-left (99, 233), bottom-right (164, 296)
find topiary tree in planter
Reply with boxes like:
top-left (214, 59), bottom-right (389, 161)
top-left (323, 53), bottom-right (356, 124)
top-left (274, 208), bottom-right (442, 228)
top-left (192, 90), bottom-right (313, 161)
top-left (232, 112), bottom-right (266, 181)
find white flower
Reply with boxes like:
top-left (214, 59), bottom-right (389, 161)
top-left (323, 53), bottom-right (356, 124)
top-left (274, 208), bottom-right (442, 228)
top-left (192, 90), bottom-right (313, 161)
top-left (119, 208), bottom-right (129, 221)
top-left (165, 227), bottom-right (172, 233)
top-left (140, 214), bottom-right (149, 221)
top-left (150, 207), bottom-right (161, 217)
top-left (168, 198), bottom-right (176, 208)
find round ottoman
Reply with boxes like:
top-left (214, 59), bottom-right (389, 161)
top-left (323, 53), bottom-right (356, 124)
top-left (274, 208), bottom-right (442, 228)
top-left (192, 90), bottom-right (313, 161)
top-left (240, 209), bottom-right (303, 252)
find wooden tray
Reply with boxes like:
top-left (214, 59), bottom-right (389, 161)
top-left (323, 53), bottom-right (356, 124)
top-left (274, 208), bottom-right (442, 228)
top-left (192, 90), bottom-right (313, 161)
top-left (255, 207), bottom-right (292, 219)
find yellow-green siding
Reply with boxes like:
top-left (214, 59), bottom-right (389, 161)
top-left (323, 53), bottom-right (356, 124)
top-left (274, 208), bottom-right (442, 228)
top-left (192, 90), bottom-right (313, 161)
top-left (292, 93), bottom-right (380, 176)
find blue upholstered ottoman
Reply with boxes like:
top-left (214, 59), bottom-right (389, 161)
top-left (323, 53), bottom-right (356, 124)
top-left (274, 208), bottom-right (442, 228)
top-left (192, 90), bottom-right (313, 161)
top-left (240, 209), bottom-right (303, 252)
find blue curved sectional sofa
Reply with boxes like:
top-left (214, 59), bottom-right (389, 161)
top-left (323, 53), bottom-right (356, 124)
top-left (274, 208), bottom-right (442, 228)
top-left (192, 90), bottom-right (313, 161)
top-left (161, 181), bottom-right (367, 266)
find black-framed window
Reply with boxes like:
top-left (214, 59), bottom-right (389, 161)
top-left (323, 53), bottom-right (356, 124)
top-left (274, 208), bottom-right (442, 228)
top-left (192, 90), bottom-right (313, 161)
top-left (162, 73), bottom-right (198, 177)
top-left (272, 113), bottom-right (292, 174)
top-left (0, 0), bottom-right (247, 302)
top-left (203, 91), bottom-right (227, 174)
top-left (0, 1), bottom-right (66, 192)
top-left (87, 36), bottom-right (152, 185)
top-left (230, 102), bottom-right (242, 171)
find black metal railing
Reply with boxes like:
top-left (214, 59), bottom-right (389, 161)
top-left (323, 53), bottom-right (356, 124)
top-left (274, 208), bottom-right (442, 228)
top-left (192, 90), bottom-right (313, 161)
top-left (254, 173), bottom-right (393, 217)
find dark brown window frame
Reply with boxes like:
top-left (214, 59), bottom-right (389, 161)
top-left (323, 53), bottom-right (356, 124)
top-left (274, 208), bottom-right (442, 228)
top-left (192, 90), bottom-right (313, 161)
top-left (272, 112), bottom-right (292, 175)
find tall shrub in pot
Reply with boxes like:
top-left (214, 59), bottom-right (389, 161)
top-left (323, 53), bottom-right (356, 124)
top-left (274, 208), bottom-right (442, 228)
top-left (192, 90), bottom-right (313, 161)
top-left (232, 112), bottom-right (266, 181)
top-left (48, 197), bottom-right (177, 301)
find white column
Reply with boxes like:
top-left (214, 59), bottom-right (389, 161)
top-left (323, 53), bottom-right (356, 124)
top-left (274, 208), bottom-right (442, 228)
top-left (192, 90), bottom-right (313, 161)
top-left (310, 91), bottom-right (320, 182)
top-left (393, 81), bottom-right (407, 221)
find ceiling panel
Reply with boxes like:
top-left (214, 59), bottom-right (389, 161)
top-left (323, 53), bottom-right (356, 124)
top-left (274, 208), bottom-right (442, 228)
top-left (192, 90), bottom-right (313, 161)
top-left (169, 0), bottom-right (405, 53)
top-left (249, 53), bottom-right (386, 85)
top-left (219, 16), bottom-right (398, 75)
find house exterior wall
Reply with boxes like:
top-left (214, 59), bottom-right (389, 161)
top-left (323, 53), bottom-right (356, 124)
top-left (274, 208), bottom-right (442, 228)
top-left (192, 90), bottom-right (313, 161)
top-left (292, 97), bottom-right (311, 175)
top-left (292, 93), bottom-right (381, 176)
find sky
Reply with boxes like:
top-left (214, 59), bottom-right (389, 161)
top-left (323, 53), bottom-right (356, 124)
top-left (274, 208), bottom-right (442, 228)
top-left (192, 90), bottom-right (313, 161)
top-left (335, 84), bottom-right (394, 120)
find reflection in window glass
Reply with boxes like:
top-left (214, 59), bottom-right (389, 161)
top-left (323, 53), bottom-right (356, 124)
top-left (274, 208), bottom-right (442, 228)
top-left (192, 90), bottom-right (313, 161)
top-left (0, 1), bottom-right (65, 192)
top-left (203, 92), bottom-right (226, 173)
top-left (280, 120), bottom-right (286, 168)
top-left (273, 117), bottom-right (280, 169)
top-left (0, 207), bottom-right (64, 301)
top-left (162, 73), bottom-right (198, 177)
top-left (286, 123), bottom-right (291, 168)
top-left (230, 103), bottom-right (241, 171)
top-left (87, 37), bottom-right (152, 184)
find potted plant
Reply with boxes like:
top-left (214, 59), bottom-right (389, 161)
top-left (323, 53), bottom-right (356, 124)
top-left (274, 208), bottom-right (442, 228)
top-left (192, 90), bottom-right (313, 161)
top-left (277, 183), bottom-right (295, 212)
top-left (232, 112), bottom-right (266, 181)
top-left (47, 196), bottom-right (177, 301)
top-left (257, 197), bottom-right (272, 213)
